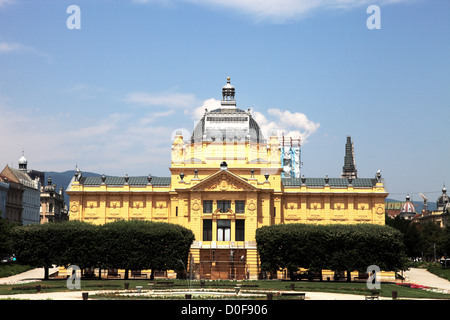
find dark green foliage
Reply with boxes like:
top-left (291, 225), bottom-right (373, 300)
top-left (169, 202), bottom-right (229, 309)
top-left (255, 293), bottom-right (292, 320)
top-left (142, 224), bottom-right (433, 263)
top-left (386, 215), bottom-right (424, 259)
top-left (417, 222), bottom-right (445, 261)
top-left (10, 220), bottom-right (195, 278)
top-left (386, 215), bottom-right (449, 261)
top-left (11, 223), bottom-right (55, 271)
top-left (0, 217), bottom-right (17, 256)
top-left (256, 223), bottom-right (409, 275)
top-left (100, 220), bottom-right (195, 272)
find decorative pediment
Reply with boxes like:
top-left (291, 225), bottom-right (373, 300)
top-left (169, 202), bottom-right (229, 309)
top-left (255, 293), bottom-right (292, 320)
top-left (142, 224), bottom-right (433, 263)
top-left (190, 170), bottom-right (258, 192)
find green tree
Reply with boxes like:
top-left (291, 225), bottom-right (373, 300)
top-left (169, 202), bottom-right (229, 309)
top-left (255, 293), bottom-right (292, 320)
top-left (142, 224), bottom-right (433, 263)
top-left (417, 222), bottom-right (445, 261)
top-left (386, 215), bottom-right (423, 259)
top-left (0, 217), bottom-right (17, 257)
top-left (443, 226), bottom-right (450, 258)
top-left (51, 221), bottom-right (101, 271)
top-left (11, 219), bottom-right (195, 280)
top-left (256, 223), bottom-right (408, 280)
top-left (99, 220), bottom-right (195, 279)
top-left (11, 223), bottom-right (56, 279)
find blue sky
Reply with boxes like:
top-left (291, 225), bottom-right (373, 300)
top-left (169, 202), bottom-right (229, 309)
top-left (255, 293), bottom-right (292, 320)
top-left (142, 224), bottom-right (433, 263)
top-left (0, 0), bottom-right (448, 201)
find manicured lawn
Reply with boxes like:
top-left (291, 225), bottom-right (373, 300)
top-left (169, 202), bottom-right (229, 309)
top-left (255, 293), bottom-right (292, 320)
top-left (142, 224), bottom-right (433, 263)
top-left (1, 278), bottom-right (449, 299)
top-left (2, 263), bottom-right (450, 299)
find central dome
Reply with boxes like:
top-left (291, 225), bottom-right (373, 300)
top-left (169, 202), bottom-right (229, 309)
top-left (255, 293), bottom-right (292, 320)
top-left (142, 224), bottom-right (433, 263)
top-left (190, 78), bottom-right (266, 144)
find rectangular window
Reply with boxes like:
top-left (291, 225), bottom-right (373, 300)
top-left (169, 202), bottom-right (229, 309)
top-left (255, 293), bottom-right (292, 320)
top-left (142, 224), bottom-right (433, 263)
top-left (235, 200), bottom-right (245, 213)
top-left (217, 219), bottom-right (231, 241)
top-left (203, 200), bottom-right (213, 213)
top-left (217, 200), bottom-right (231, 213)
top-left (235, 219), bottom-right (245, 241)
top-left (203, 219), bottom-right (212, 241)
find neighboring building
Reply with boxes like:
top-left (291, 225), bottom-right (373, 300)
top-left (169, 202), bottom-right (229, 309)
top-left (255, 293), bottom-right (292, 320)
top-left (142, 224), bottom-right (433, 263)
top-left (1, 154), bottom-right (41, 225)
top-left (40, 176), bottom-right (68, 223)
top-left (385, 201), bottom-right (403, 219)
top-left (1, 178), bottom-right (23, 224)
top-left (436, 186), bottom-right (449, 212)
top-left (413, 187), bottom-right (449, 228)
top-left (398, 195), bottom-right (416, 220)
top-left (0, 177), bottom-right (9, 219)
top-left (67, 78), bottom-right (389, 280)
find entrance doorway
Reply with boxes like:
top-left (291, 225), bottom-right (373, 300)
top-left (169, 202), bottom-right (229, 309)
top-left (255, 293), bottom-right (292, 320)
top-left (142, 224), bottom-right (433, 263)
top-left (199, 248), bottom-right (247, 280)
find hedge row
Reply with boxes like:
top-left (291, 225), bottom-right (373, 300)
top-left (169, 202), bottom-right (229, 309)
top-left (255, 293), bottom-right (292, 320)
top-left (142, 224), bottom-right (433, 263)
top-left (255, 223), bottom-right (409, 276)
top-left (11, 220), bottom-right (195, 279)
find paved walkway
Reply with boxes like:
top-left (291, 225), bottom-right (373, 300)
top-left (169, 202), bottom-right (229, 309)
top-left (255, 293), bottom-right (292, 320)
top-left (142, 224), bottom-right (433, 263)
top-left (0, 267), bottom-right (59, 285)
top-left (403, 268), bottom-right (450, 292)
top-left (0, 267), bottom-right (449, 300)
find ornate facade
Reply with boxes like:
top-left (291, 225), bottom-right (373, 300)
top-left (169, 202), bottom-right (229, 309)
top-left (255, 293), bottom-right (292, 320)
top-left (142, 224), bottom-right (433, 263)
top-left (1, 154), bottom-right (41, 225)
top-left (67, 78), bottom-right (388, 280)
top-left (40, 177), bottom-right (68, 223)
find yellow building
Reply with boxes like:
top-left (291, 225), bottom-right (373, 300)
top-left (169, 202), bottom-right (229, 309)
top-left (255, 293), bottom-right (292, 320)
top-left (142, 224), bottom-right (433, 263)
top-left (67, 78), bottom-right (388, 280)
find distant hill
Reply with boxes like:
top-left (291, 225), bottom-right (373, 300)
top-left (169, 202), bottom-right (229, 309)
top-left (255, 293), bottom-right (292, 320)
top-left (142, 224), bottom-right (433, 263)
top-left (44, 170), bottom-right (102, 205)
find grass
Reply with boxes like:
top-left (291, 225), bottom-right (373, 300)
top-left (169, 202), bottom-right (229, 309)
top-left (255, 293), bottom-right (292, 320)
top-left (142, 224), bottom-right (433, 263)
top-left (2, 264), bottom-right (450, 300)
top-left (0, 277), bottom-right (449, 300)
top-left (426, 263), bottom-right (450, 282)
top-left (0, 263), bottom-right (33, 278)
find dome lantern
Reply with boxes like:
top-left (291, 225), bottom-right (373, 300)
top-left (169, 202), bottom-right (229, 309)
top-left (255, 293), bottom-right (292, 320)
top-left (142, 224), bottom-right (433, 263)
top-left (221, 77), bottom-right (236, 108)
top-left (18, 151), bottom-right (28, 171)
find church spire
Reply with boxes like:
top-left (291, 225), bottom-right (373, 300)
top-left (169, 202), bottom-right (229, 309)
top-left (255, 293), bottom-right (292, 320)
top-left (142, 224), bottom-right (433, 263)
top-left (341, 136), bottom-right (357, 179)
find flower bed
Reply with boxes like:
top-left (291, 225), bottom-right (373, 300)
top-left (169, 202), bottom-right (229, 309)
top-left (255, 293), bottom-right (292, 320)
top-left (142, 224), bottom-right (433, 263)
top-left (396, 282), bottom-right (429, 289)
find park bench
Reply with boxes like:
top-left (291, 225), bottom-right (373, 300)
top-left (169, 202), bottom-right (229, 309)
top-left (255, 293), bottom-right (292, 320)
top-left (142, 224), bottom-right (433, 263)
top-left (131, 270), bottom-right (148, 279)
top-left (365, 292), bottom-right (380, 300)
top-left (279, 292), bottom-right (306, 300)
top-left (107, 269), bottom-right (121, 279)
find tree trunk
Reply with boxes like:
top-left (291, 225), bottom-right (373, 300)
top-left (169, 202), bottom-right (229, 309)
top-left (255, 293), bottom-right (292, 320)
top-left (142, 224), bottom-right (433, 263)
top-left (44, 266), bottom-right (49, 280)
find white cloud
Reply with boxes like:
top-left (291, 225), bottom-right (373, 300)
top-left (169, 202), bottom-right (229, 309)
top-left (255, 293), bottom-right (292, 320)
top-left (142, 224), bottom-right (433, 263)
top-left (75, 113), bottom-right (123, 139)
top-left (0, 0), bottom-right (14, 9)
top-left (188, 0), bottom-right (319, 22)
top-left (0, 42), bottom-right (31, 53)
top-left (139, 110), bottom-right (175, 125)
top-left (0, 42), bottom-right (50, 60)
top-left (0, 99), bottom-right (172, 175)
top-left (125, 92), bottom-right (199, 108)
top-left (134, 0), bottom-right (406, 22)
top-left (65, 84), bottom-right (106, 100)
top-left (186, 97), bottom-right (221, 122)
top-left (183, 97), bottom-right (320, 143)
top-left (201, 0), bottom-right (406, 22)
top-left (132, 0), bottom-right (172, 4)
top-left (0, 86), bottom-right (318, 176)
top-left (253, 108), bottom-right (320, 143)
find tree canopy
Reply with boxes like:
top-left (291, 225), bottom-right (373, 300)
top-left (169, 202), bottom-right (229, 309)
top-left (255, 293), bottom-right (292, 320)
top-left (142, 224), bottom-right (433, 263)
top-left (255, 223), bottom-right (409, 278)
top-left (10, 220), bottom-right (195, 279)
